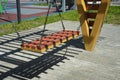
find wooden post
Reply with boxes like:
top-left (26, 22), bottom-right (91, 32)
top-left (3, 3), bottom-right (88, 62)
top-left (76, 0), bottom-right (111, 51)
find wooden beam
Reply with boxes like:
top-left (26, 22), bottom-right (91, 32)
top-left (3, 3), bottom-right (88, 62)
top-left (76, 0), bottom-right (111, 51)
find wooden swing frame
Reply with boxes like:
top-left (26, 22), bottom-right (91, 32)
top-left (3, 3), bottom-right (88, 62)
top-left (76, 0), bottom-right (111, 51)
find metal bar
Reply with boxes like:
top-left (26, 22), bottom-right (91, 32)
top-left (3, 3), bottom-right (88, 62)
top-left (62, 0), bottom-right (66, 12)
top-left (16, 0), bottom-right (21, 23)
top-left (0, 17), bottom-right (12, 23)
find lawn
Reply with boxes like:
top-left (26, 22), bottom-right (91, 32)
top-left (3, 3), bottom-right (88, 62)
top-left (106, 6), bottom-right (120, 24)
top-left (34, 3), bottom-right (48, 6)
top-left (0, 6), bottom-right (120, 36)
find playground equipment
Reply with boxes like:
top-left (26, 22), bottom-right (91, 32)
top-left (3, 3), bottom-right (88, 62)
top-left (0, 0), bottom-right (8, 14)
top-left (0, 0), bottom-right (111, 52)
top-left (21, 1), bottom-right (80, 52)
top-left (0, 0), bottom-right (10, 20)
top-left (0, 1), bottom-right (3, 14)
top-left (76, 0), bottom-right (111, 51)
top-left (21, 0), bottom-right (111, 52)
top-left (21, 30), bottom-right (79, 52)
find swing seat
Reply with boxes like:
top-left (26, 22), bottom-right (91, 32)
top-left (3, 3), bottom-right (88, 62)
top-left (21, 30), bottom-right (80, 53)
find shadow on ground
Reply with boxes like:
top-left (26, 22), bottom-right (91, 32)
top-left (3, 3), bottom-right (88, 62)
top-left (0, 29), bottom-right (84, 80)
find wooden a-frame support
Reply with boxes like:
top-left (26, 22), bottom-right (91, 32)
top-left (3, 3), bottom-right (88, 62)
top-left (76, 0), bottom-right (111, 51)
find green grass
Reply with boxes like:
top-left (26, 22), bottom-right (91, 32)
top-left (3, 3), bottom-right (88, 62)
top-left (0, 15), bottom-right (62, 36)
top-left (106, 6), bottom-right (120, 24)
top-left (0, 6), bottom-right (120, 36)
top-left (34, 3), bottom-right (48, 6)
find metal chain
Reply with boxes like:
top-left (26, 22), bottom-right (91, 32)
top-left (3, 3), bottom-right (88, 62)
top-left (39, 1), bottom-right (65, 47)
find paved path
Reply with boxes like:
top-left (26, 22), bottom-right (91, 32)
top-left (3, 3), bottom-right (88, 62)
top-left (0, 20), bottom-right (120, 80)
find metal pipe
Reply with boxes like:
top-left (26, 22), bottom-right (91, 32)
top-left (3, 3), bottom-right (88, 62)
top-left (16, 0), bottom-right (21, 23)
top-left (62, 0), bottom-right (66, 12)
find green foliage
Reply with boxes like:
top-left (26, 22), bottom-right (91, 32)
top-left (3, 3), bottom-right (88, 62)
top-left (34, 3), bottom-right (48, 6)
top-left (105, 6), bottom-right (120, 24)
top-left (62, 10), bottom-right (79, 21)
top-left (0, 24), bottom-right (13, 36)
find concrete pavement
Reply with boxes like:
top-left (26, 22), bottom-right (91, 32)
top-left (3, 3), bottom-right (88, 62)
top-left (0, 20), bottom-right (120, 80)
